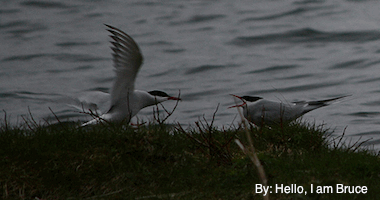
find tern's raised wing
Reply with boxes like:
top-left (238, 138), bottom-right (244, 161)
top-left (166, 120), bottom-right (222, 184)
top-left (105, 24), bottom-right (143, 107)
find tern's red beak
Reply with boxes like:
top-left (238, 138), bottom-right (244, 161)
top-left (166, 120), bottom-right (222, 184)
top-left (168, 96), bottom-right (181, 101)
top-left (228, 94), bottom-right (246, 108)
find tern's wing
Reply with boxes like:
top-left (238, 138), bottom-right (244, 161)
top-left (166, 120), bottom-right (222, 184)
top-left (248, 100), bottom-right (284, 118)
top-left (249, 100), bottom-right (303, 122)
top-left (105, 24), bottom-right (143, 106)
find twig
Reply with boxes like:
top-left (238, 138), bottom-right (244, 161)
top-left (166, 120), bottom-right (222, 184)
top-left (48, 107), bottom-right (70, 130)
top-left (21, 107), bottom-right (39, 131)
top-left (177, 105), bottom-right (234, 165)
top-left (79, 105), bottom-right (113, 126)
top-left (178, 122), bottom-right (209, 148)
top-left (27, 106), bottom-right (38, 127)
top-left (209, 103), bottom-right (219, 131)
top-left (335, 127), bottom-right (347, 149)
top-left (154, 90), bottom-right (181, 124)
top-left (232, 96), bottom-right (269, 200)
top-left (331, 126), bottom-right (371, 152)
top-left (48, 107), bottom-right (61, 123)
top-left (79, 105), bottom-right (101, 120)
top-left (351, 137), bottom-right (372, 152)
top-left (2, 109), bottom-right (8, 131)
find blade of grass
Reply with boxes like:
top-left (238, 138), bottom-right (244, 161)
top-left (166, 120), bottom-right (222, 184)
top-left (232, 97), bottom-right (269, 200)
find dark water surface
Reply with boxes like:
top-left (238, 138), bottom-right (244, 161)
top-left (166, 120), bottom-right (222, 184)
top-left (1, 0), bottom-right (380, 148)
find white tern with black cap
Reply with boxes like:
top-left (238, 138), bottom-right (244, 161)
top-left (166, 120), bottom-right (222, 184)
top-left (230, 94), bottom-right (349, 127)
top-left (82, 25), bottom-right (180, 126)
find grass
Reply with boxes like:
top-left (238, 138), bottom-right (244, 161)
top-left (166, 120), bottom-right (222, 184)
top-left (1, 114), bottom-right (380, 199)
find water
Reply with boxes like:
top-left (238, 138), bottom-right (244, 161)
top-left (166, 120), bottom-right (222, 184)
top-left (1, 0), bottom-right (380, 148)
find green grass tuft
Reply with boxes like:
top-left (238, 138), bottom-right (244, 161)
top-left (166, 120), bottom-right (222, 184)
top-left (0, 118), bottom-right (379, 199)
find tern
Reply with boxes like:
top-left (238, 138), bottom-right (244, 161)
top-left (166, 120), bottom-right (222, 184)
top-left (81, 25), bottom-right (180, 126)
top-left (230, 94), bottom-right (349, 127)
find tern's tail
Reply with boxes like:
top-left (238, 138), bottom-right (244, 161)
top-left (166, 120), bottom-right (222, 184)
top-left (307, 95), bottom-right (350, 106)
top-left (297, 95), bottom-right (350, 114)
top-left (81, 113), bottom-right (111, 126)
top-left (81, 118), bottom-right (100, 126)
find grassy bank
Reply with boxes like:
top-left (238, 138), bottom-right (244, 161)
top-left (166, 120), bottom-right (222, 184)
top-left (1, 118), bottom-right (379, 199)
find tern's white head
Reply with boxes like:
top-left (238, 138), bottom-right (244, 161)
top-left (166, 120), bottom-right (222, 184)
top-left (146, 90), bottom-right (181, 107)
top-left (229, 94), bottom-right (262, 108)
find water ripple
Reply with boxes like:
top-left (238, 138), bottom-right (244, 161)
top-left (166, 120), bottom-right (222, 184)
top-left (247, 64), bottom-right (300, 74)
top-left (170, 14), bottom-right (226, 25)
top-left (148, 69), bottom-right (174, 78)
top-left (348, 111), bottom-right (380, 118)
top-left (362, 100), bottom-right (380, 106)
top-left (5, 22), bottom-right (47, 37)
top-left (163, 48), bottom-right (186, 54)
top-left (253, 81), bottom-right (344, 94)
top-left (229, 28), bottom-right (380, 46)
top-left (0, 92), bottom-right (19, 98)
top-left (181, 88), bottom-right (228, 101)
top-left (241, 7), bottom-right (317, 21)
top-left (185, 65), bottom-right (227, 75)
top-left (0, 90), bottom-right (60, 101)
top-left (46, 65), bottom-right (94, 74)
top-left (329, 59), bottom-right (366, 70)
top-left (2, 54), bottom-right (45, 61)
top-left (2, 53), bottom-right (106, 63)
top-left (186, 14), bottom-right (225, 23)
top-left (279, 74), bottom-right (314, 80)
top-left (330, 59), bottom-right (380, 71)
top-left (144, 40), bottom-right (173, 46)
top-left (20, 0), bottom-right (72, 9)
top-left (0, 9), bottom-right (20, 14)
top-left (0, 21), bottom-right (27, 29)
top-left (55, 42), bottom-right (100, 47)
top-left (352, 131), bottom-right (380, 137)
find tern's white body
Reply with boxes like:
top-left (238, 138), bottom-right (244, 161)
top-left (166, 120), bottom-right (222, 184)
top-left (80, 25), bottom-right (180, 126)
top-left (233, 95), bottom-right (348, 127)
top-left (243, 99), bottom-right (317, 126)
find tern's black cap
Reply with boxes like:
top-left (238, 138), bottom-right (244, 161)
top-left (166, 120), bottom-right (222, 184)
top-left (241, 96), bottom-right (262, 102)
top-left (148, 90), bottom-right (170, 97)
